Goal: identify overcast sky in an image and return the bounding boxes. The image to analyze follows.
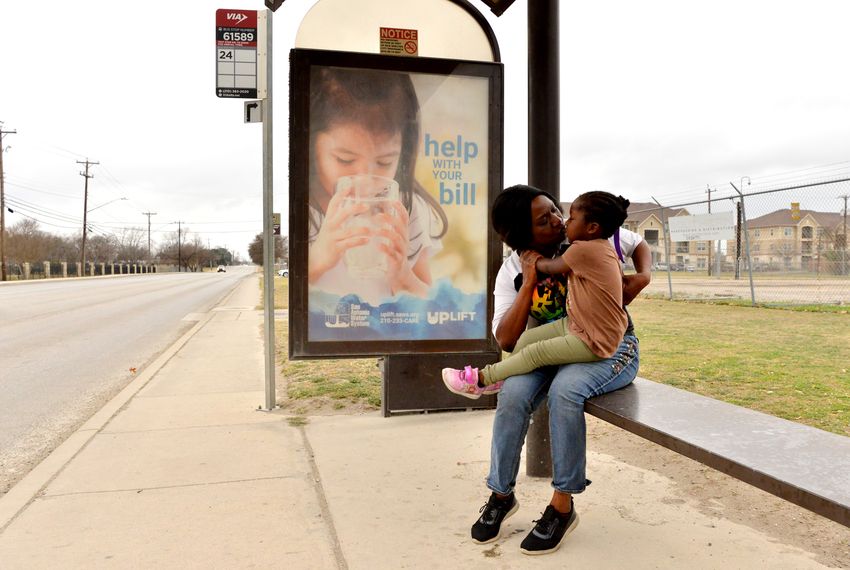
[1,0,848,259]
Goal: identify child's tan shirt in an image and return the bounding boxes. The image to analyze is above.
[562,239,628,358]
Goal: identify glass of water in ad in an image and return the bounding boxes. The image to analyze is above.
[335,174,400,278]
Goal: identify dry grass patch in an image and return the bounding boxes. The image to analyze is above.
[275,319,381,413]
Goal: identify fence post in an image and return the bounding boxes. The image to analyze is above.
[43,261,50,278]
[23,262,30,279]
[652,198,674,299]
[730,183,756,305]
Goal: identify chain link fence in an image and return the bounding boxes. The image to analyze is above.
[630,177,850,307]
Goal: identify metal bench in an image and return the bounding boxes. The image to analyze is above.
[584,377,850,528]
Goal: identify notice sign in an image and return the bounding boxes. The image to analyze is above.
[668,211,736,242]
[379,27,419,57]
[216,9,258,98]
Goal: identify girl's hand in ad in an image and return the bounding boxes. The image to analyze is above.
[375,200,411,282]
[308,187,371,281]
[375,201,429,296]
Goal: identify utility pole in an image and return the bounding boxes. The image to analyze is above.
[0,123,17,282]
[77,159,99,274]
[142,212,157,260]
[177,220,183,272]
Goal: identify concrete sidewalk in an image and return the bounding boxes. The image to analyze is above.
[0,275,837,569]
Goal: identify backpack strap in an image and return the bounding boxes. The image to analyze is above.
[614,230,625,263]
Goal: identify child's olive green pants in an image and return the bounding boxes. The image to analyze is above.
[479,317,601,385]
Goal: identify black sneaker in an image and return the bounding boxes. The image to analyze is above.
[470,492,519,544]
[519,502,579,555]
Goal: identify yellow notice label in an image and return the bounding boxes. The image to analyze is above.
[379,27,418,57]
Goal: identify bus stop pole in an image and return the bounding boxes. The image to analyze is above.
[261,9,276,411]
[525,0,559,478]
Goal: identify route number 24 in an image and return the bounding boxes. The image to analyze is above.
[218,50,234,60]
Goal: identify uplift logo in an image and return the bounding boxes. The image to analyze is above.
[426,311,476,325]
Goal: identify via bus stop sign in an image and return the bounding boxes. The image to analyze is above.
[215,9,258,98]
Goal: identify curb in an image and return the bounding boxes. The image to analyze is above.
[0,309,217,531]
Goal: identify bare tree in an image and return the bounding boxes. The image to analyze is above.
[117,227,147,261]
[87,233,119,263]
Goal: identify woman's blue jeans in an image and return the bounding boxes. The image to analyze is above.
[487,335,640,495]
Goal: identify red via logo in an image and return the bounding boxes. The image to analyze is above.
[225,12,248,24]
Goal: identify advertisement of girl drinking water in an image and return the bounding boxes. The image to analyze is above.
[291,51,501,350]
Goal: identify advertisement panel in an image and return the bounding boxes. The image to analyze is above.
[289,49,503,358]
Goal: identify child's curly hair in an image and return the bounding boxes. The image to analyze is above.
[573,191,630,239]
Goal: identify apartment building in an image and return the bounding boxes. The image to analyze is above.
[734,208,846,272]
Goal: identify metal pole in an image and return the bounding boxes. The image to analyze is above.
[77,159,98,274]
[841,195,848,276]
[0,142,5,281]
[730,182,756,305]
[261,9,276,411]
[0,126,14,282]
[178,221,182,271]
[528,0,559,198]
[525,0,558,479]
[652,198,674,299]
[715,236,722,275]
[735,202,742,279]
[706,185,712,276]
[143,211,157,260]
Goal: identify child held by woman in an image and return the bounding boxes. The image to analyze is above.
[442,191,631,398]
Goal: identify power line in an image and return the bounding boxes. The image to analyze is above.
[4,179,81,199]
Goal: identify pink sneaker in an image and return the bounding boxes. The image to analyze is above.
[443,366,502,399]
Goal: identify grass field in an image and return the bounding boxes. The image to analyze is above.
[270,277,850,436]
[628,298,850,436]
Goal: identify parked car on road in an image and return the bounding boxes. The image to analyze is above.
[277,268,289,277]
[217,265,226,273]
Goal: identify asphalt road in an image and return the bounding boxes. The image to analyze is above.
[0,267,255,496]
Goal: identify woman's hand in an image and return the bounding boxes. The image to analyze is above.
[308,187,372,283]
[519,250,542,290]
[494,250,542,352]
